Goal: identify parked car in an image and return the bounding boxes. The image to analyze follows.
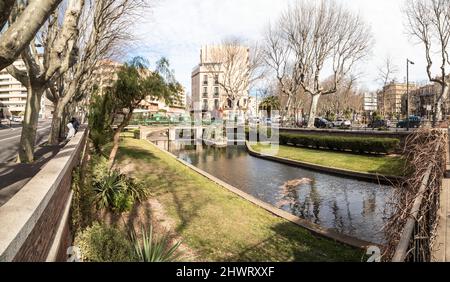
[10,116,23,122]
[397,116,421,128]
[314,117,332,128]
[368,119,390,129]
[332,118,352,128]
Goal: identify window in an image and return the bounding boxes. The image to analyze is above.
[214,99,220,110]
[203,99,208,110]
[203,75,208,85]
[214,87,219,96]
[203,87,208,97]
[214,75,219,85]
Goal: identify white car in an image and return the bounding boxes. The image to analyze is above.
[11,116,23,122]
[333,118,351,128]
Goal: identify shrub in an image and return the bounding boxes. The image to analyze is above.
[133,129,140,139]
[131,225,182,262]
[279,133,399,154]
[74,222,134,262]
[93,168,149,213]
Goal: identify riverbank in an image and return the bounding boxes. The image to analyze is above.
[116,138,363,261]
[249,143,406,177]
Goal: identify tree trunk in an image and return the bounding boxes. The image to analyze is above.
[108,112,132,169]
[48,101,64,145]
[18,85,44,163]
[0,0,63,70]
[307,94,321,128]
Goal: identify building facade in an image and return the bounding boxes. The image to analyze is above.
[191,45,250,119]
[377,82,417,118]
[363,92,377,112]
[0,59,52,119]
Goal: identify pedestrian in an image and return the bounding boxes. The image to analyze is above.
[71,117,80,133]
[66,121,76,140]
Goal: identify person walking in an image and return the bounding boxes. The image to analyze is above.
[71,117,80,133]
[66,121,76,140]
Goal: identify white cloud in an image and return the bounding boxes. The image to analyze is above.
[132,0,439,94]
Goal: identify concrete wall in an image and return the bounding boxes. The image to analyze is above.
[0,127,88,262]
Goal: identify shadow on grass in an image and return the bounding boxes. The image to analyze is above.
[228,221,364,262]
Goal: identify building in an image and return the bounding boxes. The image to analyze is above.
[377,82,417,118]
[407,83,438,119]
[363,92,377,112]
[92,59,123,94]
[0,58,52,119]
[191,45,250,119]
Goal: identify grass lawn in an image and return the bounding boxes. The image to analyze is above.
[251,144,406,177]
[116,137,363,262]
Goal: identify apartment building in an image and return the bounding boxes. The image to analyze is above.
[363,92,377,112]
[377,82,417,117]
[0,59,52,118]
[191,45,250,119]
[92,59,123,94]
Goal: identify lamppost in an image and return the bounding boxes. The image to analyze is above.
[406,59,415,131]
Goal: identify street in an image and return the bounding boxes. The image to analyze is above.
[0,120,52,163]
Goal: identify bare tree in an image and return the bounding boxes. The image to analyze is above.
[276,0,372,128]
[7,0,84,163]
[46,0,146,145]
[404,0,450,126]
[0,0,63,70]
[204,38,264,119]
[376,55,398,117]
[262,22,303,122]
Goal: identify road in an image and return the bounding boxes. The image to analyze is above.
[0,120,52,163]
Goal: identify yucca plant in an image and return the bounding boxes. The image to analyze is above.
[131,225,182,262]
[93,170,124,211]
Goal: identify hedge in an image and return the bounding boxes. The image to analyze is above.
[278,133,400,155]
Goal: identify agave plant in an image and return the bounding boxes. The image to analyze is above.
[93,169,149,213]
[131,225,182,262]
[93,170,124,211]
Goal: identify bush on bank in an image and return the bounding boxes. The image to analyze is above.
[279,133,400,155]
[74,222,134,262]
[245,128,400,154]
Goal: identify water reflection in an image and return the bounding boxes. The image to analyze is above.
[154,140,392,244]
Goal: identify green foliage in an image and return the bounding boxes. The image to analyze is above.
[92,161,149,213]
[74,222,134,262]
[131,225,182,262]
[133,129,140,139]
[88,91,114,152]
[259,96,281,116]
[279,133,400,154]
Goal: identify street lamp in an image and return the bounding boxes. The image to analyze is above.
[406,59,415,131]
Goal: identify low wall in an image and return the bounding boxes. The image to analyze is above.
[0,126,88,262]
[245,141,404,185]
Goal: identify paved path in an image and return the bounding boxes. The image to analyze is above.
[0,120,52,163]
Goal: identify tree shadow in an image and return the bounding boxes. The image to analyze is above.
[227,221,364,262]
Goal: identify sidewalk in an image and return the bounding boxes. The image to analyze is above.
[0,144,63,207]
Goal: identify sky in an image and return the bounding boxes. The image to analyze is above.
[131,0,436,95]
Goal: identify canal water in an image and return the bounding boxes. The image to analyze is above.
[153,140,393,244]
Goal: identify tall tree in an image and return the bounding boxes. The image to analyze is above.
[404,0,450,126]
[108,57,182,168]
[46,0,145,145]
[0,0,63,70]
[263,22,303,122]
[7,0,84,163]
[376,55,398,117]
[203,38,264,119]
[274,0,372,128]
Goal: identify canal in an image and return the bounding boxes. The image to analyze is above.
[153,140,393,244]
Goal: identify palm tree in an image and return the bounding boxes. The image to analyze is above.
[259,95,281,117]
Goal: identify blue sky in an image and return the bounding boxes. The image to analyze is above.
[130,0,435,95]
